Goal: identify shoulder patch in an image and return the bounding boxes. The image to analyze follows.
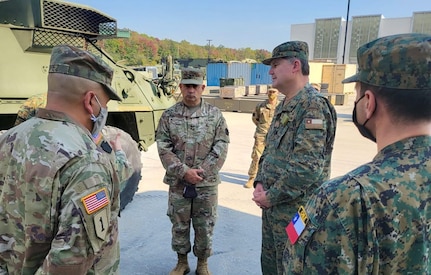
[81,188,110,215]
[286,206,309,244]
[305,118,324,129]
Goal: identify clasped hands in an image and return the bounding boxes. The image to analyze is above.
[183,168,204,185]
[252,182,271,209]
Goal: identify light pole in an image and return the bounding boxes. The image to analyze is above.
[207,39,212,62]
[342,0,351,64]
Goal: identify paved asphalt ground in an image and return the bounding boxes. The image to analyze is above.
[118,94,377,275]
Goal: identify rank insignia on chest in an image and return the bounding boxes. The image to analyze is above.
[280,113,289,125]
[286,206,309,244]
[305,118,323,129]
[81,188,110,215]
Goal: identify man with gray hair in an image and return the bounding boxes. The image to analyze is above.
[284,33,431,274]
[252,41,337,275]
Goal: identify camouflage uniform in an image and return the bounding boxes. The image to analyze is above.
[256,41,337,275]
[156,98,229,258]
[256,84,336,274]
[284,33,431,274]
[12,93,138,211]
[247,97,280,181]
[0,109,124,274]
[285,137,431,274]
[0,45,127,274]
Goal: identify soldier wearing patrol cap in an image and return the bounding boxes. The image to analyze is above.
[0,45,127,274]
[252,41,337,275]
[284,33,431,274]
[156,68,230,275]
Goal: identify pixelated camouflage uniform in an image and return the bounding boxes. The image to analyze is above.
[248,98,280,180]
[255,84,336,275]
[156,99,229,258]
[284,136,431,274]
[0,108,129,274]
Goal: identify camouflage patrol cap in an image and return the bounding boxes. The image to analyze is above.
[342,33,431,90]
[180,68,204,85]
[262,41,309,65]
[49,45,122,101]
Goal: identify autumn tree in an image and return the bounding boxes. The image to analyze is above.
[101,29,271,66]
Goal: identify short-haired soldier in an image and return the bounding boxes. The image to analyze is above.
[0,45,126,274]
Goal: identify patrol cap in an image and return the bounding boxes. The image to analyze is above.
[49,45,122,101]
[342,33,431,90]
[180,68,204,85]
[262,41,309,65]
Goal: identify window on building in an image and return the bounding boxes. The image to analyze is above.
[412,12,431,34]
[314,18,342,62]
[348,15,381,64]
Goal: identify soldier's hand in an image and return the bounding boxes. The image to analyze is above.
[109,132,122,151]
[253,183,270,209]
[184,168,204,185]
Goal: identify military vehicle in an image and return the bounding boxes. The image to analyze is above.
[0,0,178,209]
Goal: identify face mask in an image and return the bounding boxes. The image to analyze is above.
[352,94,376,142]
[268,93,277,100]
[90,96,108,138]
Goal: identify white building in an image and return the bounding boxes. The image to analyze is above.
[291,11,431,64]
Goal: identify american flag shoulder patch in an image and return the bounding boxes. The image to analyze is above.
[81,188,110,215]
[305,118,324,129]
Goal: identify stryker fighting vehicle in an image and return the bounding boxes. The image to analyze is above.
[0,0,178,209]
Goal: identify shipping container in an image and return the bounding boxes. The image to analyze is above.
[206,63,228,86]
[321,64,357,94]
[227,62,251,86]
[251,63,272,85]
[309,61,334,86]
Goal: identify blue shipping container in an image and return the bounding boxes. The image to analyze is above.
[227,62,251,86]
[251,63,272,85]
[206,63,228,86]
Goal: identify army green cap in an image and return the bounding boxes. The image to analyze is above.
[49,45,122,101]
[262,41,309,65]
[180,68,204,85]
[342,33,431,90]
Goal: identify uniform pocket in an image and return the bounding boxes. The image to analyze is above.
[75,187,113,254]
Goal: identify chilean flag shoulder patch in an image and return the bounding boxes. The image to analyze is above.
[286,206,309,244]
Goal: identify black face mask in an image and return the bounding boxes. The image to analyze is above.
[352,94,376,143]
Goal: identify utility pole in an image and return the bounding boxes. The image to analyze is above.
[342,0,351,64]
[207,39,212,62]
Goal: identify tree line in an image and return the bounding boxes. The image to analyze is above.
[97,30,272,66]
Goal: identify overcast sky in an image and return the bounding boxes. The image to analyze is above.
[69,0,429,51]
